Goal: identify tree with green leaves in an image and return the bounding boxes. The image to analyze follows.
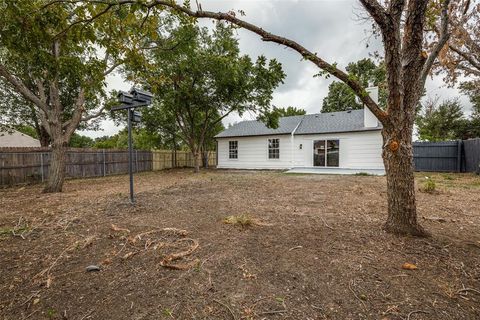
[126,22,285,172]
[93,128,163,150]
[273,106,307,117]
[69,133,95,148]
[416,98,465,141]
[256,106,306,130]
[322,58,387,113]
[0,1,156,192]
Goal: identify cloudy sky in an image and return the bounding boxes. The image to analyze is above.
[83,0,472,138]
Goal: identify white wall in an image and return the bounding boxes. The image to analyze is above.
[217,130,384,170]
[217,135,293,169]
[293,130,384,169]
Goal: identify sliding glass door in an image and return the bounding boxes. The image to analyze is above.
[313,139,339,167]
[313,140,326,166]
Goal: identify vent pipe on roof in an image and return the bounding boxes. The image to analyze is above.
[364,86,379,128]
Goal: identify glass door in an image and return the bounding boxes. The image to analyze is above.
[313,140,326,166]
[313,139,340,167]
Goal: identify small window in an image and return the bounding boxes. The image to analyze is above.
[268,138,280,159]
[229,141,238,159]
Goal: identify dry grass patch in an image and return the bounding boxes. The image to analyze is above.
[223,214,264,228]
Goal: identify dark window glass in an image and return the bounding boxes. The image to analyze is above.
[229,141,238,159]
[326,140,340,167]
[313,140,326,166]
[268,139,280,159]
[314,139,339,167]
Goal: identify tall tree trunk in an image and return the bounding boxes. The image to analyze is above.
[202,146,208,169]
[382,126,428,236]
[193,151,200,173]
[38,126,50,147]
[43,140,67,193]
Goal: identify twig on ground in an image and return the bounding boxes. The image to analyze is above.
[213,299,236,320]
[258,309,287,315]
[21,309,39,320]
[457,287,480,295]
[321,218,334,230]
[288,245,303,251]
[34,242,77,281]
[19,291,40,306]
[160,238,199,270]
[79,308,95,320]
[407,310,429,320]
[348,280,367,310]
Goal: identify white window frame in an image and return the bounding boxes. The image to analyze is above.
[267,138,280,160]
[228,140,238,160]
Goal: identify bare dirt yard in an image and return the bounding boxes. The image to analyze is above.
[0,169,479,320]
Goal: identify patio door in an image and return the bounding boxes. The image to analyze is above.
[313,139,340,167]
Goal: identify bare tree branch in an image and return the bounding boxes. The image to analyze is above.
[420,0,451,86]
[0,64,49,113]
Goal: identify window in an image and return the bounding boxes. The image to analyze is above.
[229,141,238,159]
[313,139,339,167]
[268,138,280,159]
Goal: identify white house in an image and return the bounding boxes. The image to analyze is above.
[215,88,385,175]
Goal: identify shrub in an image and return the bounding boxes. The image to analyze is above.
[223,214,256,227]
[421,179,437,193]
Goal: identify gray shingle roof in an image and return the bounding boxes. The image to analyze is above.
[215,115,304,138]
[215,109,382,138]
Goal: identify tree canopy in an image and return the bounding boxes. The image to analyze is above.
[124,21,285,172]
[321,58,386,113]
[416,98,465,141]
[0,1,157,191]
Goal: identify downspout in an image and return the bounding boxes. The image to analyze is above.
[290,116,305,169]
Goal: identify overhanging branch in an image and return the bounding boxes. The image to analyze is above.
[420,0,451,86]
[150,0,387,123]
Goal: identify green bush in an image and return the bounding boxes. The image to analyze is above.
[421,179,437,193]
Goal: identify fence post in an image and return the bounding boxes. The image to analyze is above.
[457,140,462,173]
[136,150,138,172]
[40,152,44,182]
[103,149,106,176]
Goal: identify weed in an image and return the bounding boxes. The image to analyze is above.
[46,307,56,318]
[163,308,173,317]
[223,214,256,228]
[421,179,437,193]
[442,174,454,180]
[355,172,371,176]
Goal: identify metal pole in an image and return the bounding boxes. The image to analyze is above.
[128,109,134,204]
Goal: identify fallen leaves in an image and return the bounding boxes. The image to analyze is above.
[111,224,130,233]
[402,262,418,270]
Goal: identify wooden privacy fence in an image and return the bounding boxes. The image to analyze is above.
[413,138,480,173]
[152,150,217,170]
[0,148,152,186]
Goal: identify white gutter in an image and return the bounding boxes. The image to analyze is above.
[290,116,305,168]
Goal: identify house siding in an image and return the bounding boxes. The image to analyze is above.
[293,131,384,169]
[217,135,293,169]
[217,130,384,170]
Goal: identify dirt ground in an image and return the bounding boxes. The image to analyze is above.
[0,169,479,320]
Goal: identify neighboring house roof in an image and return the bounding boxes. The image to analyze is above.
[0,130,41,147]
[215,109,382,138]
